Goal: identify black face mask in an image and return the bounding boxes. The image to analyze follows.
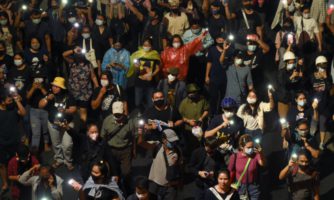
[217,42,224,47]
[244,4,253,10]
[91,175,101,183]
[6,102,15,110]
[298,164,309,171]
[188,93,200,101]
[114,114,126,124]
[153,99,165,107]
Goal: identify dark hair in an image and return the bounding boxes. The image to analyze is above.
[87,123,98,131]
[241,89,260,117]
[151,90,164,97]
[170,35,184,47]
[238,134,253,149]
[101,70,113,83]
[135,176,149,191]
[29,37,42,49]
[91,160,111,183]
[0,41,6,48]
[142,37,153,46]
[216,169,231,179]
[14,52,25,61]
[295,91,306,100]
[296,118,309,128]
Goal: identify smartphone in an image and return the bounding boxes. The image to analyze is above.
[68,179,75,185]
[287,34,294,44]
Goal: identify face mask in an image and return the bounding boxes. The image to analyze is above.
[188,93,200,101]
[34,78,44,83]
[288,4,295,12]
[114,114,126,124]
[143,47,151,52]
[247,97,257,104]
[297,130,309,137]
[100,80,109,87]
[245,147,254,155]
[217,42,224,47]
[32,18,41,24]
[95,19,104,26]
[297,100,305,107]
[166,141,174,149]
[171,8,179,13]
[89,133,98,141]
[136,192,146,199]
[91,175,101,183]
[0,19,7,25]
[153,99,165,107]
[168,74,176,82]
[286,63,295,70]
[298,164,309,171]
[247,45,257,52]
[235,58,243,66]
[31,44,40,50]
[82,33,90,39]
[303,13,310,19]
[14,60,23,66]
[173,42,181,49]
[68,17,76,23]
[224,111,234,119]
[244,4,253,10]
[191,29,201,35]
[6,102,15,110]
[317,67,325,72]
[211,10,220,15]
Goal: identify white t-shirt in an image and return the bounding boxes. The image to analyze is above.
[294,16,319,41]
[237,102,272,131]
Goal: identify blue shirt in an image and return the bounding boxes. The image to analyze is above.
[182,29,214,57]
[102,48,130,88]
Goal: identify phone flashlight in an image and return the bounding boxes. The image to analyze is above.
[68,179,75,185]
[282,0,287,5]
[88,0,94,3]
[9,86,16,93]
[229,120,234,125]
[138,119,145,126]
[228,34,234,41]
[313,98,318,103]
[62,0,68,5]
[74,22,80,28]
[280,118,287,124]
[81,48,87,54]
[133,59,139,64]
[56,112,63,118]
[22,4,28,10]
[254,138,260,144]
[291,153,298,161]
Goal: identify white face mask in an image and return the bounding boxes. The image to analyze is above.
[82,33,90,39]
[68,17,76,23]
[34,78,44,83]
[286,63,295,70]
[247,45,257,52]
[247,97,257,104]
[235,58,243,66]
[143,47,151,52]
[288,4,295,12]
[95,19,104,26]
[89,133,98,141]
[224,111,234,119]
[167,74,176,82]
[318,67,325,72]
[32,18,41,24]
[14,60,23,66]
[173,42,181,49]
[297,100,305,107]
[303,13,310,19]
[100,80,109,87]
[110,0,118,4]
[136,192,146,199]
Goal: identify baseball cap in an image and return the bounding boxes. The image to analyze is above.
[112,101,124,114]
[163,129,179,142]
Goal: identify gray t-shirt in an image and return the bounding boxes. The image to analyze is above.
[288,168,319,200]
[225,65,253,104]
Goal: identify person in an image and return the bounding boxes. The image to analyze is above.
[64,123,107,182]
[127,176,157,200]
[224,51,253,105]
[91,71,128,122]
[79,160,125,200]
[278,149,320,200]
[187,141,225,199]
[0,89,26,192]
[157,67,186,109]
[179,83,209,158]
[23,37,49,65]
[204,169,240,200]
[208,2,227,39]
[101,101,138,191]
[311,55,332,150]
[228,134,265,200]
[0,41,12,78]
[237,89,274,139]
[63,46,99,123]
[128,38,161,109]
[143,90,183,141]
[205,97,244,166]
[138,129,183,200]
[161,32,207,80]
[18,165,63,200]
[282,118,320,159]
[0,12,15,56]
[206,33,234,116]
[38,77,77,170]
[7,145,39,200]
[163,0,190,37]
[182,20,214,85]
[101,37,130,89]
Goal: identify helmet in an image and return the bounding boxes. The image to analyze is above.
[283,51,296,61]
[221,97,237,109]
[315,56,327,65]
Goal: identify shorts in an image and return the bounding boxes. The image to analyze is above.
[0,145,17,165]
[76,100,89,108]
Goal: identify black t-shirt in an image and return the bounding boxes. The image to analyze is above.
[23,48,48,65]
[91,25,114,60]
[0,55,13,77]
[45,93,76,123]
[208,16,226,39]
[7,66,32,105]
[28,84,49,109]
[204,188,240,200]
[142,21,167,52]
[135,58,160,87]
[243,50,263,87]
[91,85,125,119]
[23,20,50,49]
[83,187,119,200]
[0,108,20,146]
[235,10,262,44]
[287,106,313,129]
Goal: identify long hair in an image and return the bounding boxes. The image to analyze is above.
[241,90,260,117]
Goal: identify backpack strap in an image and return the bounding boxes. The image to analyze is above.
[242,9,250,30]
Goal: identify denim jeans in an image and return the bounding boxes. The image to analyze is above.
[239,183,260,200]
[30,108,49,148]
[48,121,73,165]
[135,86,154,108]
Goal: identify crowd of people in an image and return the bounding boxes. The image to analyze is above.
[0,0,334,199]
